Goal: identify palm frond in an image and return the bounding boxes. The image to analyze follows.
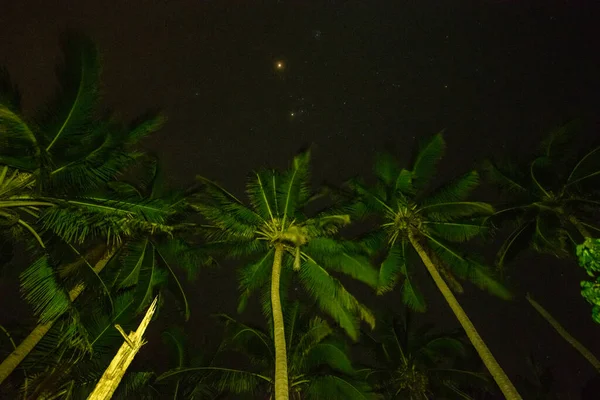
[246,169,279,220]
[20,256,71,323]
[237,249,274,314]
[277,150,311,224]
[299,259,375,340]
[481,160,527,194]
[305,238,378,288]
[419,201,494,222]
[411,133,445,190]
[424,219,488,243]
[426,236,512,300]
[423,171,481,206]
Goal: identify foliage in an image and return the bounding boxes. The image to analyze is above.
[484,123,600,270]
[576,237,600,324]
[346,133,510,312]
[191,150,377,340]
[157,302,379,399]
[359,310,492,399]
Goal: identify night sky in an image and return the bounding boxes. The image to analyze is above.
[1,0,600,397]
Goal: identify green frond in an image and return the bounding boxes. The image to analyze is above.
[117,239,150,288]
[399,266,427,312]
[495,221,534,269]
[305,238,378,288]
[411,133,445,190]
[113,371,157,400]
[124,112,166,146]
[20,256,71,323]
[376,243,404,295]
[347,179,395,216]
[237,249,274,314]
[304,342,356,376]
[304,213,351,237]
[373,152,402,187]
[246,169,279,220]
[481,160,527,194]
[423,171,480,206]
[299,259,375,340]
[0,66,21,112]
[531,214,569,257]
[566,145,600,186]
[193,175,262,237]
[426,236,512,300]
[418,336,467,361]
[0,104,41,169]
[307,375,379,400]
[277,150,312,224]
[156,243,192,321]
[41,32,101,153]
[216,314,273,361]
[292,316,332,366]
[424,219,488,243]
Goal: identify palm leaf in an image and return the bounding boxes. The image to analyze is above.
[411,133,445,190]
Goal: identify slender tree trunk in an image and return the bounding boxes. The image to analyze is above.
[408,232,522,399]
[0,245,115,385]
[271,244,289,400]
[526,293,600,372]
[87,296,158,400]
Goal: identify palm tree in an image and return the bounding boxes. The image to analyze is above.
[0,158,208,387]
[0,30,170,384]
[484,125,600,368]
[157,302,378,399]
[359,310,492,399]
[190,150,378,400]
[347,133,521,399]
[483,123,600,269]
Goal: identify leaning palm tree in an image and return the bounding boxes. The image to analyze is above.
[359,310,492,399]
[0,157,208,387]
[347,133,521,399]
[157,302,378,399]
[0,29,168,384]
[190,150,377,400]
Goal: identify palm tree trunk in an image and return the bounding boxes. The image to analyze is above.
[526,293,600,372]
[271,244,289,400]
[408,233,522,399]
[0,245,115,385]
[87,296,158,400]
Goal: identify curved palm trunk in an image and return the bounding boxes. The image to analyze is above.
[526,293,600,372]
[271,244,289,400]
[0,245,115,385]
[408,233,522,399]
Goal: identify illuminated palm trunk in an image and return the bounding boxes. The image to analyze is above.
[87,296,158,400]
[0,245,114,385]
[526,293,600,372]
[409,232,522,400]
[271,244,289,400]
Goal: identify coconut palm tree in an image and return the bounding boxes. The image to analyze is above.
[156,302,378,399]
[0,29,171,384]
[483,123,600,270]
[0,157,208,386]
[347,133,521,399]
[359,310,492,399]
[190,150,377,400]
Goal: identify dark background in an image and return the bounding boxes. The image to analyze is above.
[1,0,600,397]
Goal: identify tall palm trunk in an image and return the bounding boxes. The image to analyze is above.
[271,244,289,400]
[0,245,116,385]
[408,232,522,399]
[526,293,600,372]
